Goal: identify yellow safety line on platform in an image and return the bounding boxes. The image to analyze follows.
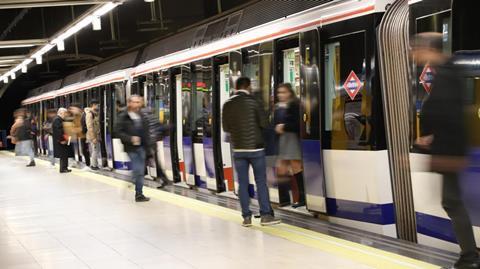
[1,151,440,269]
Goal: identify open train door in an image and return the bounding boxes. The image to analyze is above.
[299,29,327,213]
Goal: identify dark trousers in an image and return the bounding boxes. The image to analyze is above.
[233,150,273,218]
[442,172,479,262]
[81,138,90,166]
[59,155,68,172]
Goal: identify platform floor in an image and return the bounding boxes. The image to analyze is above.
[0,152,440,269]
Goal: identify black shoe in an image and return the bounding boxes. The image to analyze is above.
[450,260,480,269]
[242,216,252,227]
[26,161,36,167]
[135,194,150,202]
[292,201,306,208]
[60,169,72,173]
[260,215,281,226]
[90,166,99,171]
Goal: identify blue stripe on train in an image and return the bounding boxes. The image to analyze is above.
[114,161,131,170]
[326,198,395,225]
[416,212,457,243]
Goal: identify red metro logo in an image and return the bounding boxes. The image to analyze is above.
[419,64,435,94]
[343,71,363,101]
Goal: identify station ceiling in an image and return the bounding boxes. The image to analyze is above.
[0,0,250,128]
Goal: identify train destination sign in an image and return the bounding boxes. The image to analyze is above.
[419,64,435,93]
[343,71,363,100]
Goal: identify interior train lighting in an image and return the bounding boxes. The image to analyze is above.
[10,72,15,80]
[0,1,120,85]
[144,0,155,2]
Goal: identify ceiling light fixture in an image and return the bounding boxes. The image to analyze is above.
[56,39,65,51]
[92,16,102,30]
[0,1,121,84]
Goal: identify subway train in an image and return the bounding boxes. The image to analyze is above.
[19,0,480,253]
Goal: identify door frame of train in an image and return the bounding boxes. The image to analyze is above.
[169,67,182,183]
[212,55,230,193]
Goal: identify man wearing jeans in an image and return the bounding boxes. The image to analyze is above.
[222,77,280,227]
[115,95,150,202]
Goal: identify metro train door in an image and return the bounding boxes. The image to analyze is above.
[191,60,216,190]
[214,55,234,194]
[104,84,114,169]
[175,65,196,187]
[274,35,302,207]
[299,30,326,213]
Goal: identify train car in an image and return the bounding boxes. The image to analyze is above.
[23,0,480,254]
[408,0,480,253]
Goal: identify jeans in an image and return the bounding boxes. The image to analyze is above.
[127,147,146,196]
[233,150,272,218]
[89,141,101,168]
[442,173,479,263]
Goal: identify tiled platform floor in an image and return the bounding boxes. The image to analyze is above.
[0,153,435,269]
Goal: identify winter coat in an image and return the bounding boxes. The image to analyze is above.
[52,116,74,158]
[222,90,267,150]
[114,110,151,153]
[420,60,467,157]
[85,107,100,143]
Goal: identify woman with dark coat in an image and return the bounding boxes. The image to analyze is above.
[52,108,74,173]
[274,83,305,208]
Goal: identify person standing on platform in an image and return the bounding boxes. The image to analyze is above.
[9,109,35,167]
[67,104,83,168]
[222,77,280,227]
[42,109,57,168]
[274,83,306,208]
[115,95,151,202]
[52,108,73,173]
[85,100,101,170]
[414,33,479,269]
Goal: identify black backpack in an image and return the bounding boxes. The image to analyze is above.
[81,112,88,134]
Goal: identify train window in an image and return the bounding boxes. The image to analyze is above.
[112,82,126,134]
[156,70,171,136]
[193,60,213,138]
[242,42,274,116]
[282,47,301,96]
[181,65,193,137]
[323,31,371,150]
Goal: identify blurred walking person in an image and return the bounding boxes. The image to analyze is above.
[9,108,35,167]
[222,77,280,227]
[85,100,102,170]
[141,106,169,188]
[115,95,151,202]
[414,33,479,269]
[53,108,74,173]
[42,109,57,168]
[274,83,305,208]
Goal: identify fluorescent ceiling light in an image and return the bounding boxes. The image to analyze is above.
[10,72,15,80]
[0,2,122,84]
[56,40,65,51]
[3,77,7,83]
[35,55,42,65]
[92,16,101,30]
[0,44,36,49]
[21,65,27,73]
